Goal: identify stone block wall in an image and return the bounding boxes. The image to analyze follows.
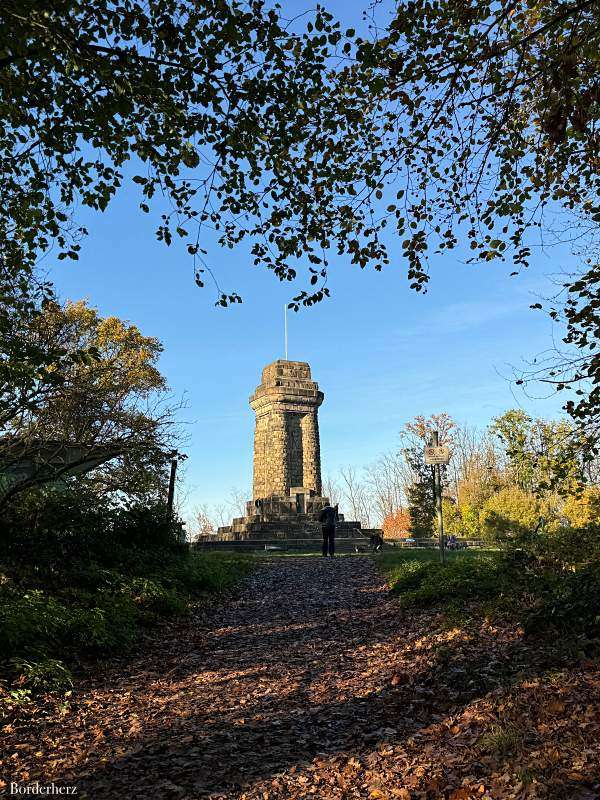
[250,360,323,500]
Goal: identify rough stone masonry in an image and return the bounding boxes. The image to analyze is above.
[251,360,323,499]
[217,360,362,540]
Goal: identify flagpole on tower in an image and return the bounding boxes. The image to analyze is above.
[284,304,288,361]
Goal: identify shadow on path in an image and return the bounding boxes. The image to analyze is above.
[5,557,599,800]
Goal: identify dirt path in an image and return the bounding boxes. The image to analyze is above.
[2,557,599,799]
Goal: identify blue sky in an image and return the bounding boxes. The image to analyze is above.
[48,0,574,520]
[50,184,570,519]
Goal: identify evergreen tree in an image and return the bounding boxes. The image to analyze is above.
[405,448,435,539]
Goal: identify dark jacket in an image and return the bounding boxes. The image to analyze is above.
[319,505,339,529]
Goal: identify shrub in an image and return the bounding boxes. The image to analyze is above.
[0,587,139,661]
[0,488,254,701]
[0,488,183,567]
[0,550,254,701]
[0,590,74,659]
[167,553,254,595]
[523,563,600,638]
[501,522,600,571]
[381,525,600,639]
[67,595,138,652]
[128,578,188,616]
[10,658,73,693]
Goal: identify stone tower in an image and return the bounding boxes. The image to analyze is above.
[250,360,323,499]
[215,359,363,541]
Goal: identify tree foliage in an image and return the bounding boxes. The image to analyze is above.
[3,0,599,441]
[330,408,598,538]
[347,0,600,281]
[29,300,165,439]
[0,0,365,305]
[559,264,600,434]
[382,507,411,539]
[481,485,545,538]
[1,300,180,507]
[403,414,454,538]
[519,260,600,446]
[5,2,598,300]
[562,486,600,527]
[0,265,89,432]
[490,408,587,493]
[405,457,435,538]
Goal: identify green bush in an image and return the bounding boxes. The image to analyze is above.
[380,525,600,640]
[0,587,139,660]
[504,523,600,571]
[67,595,139,652]
[10,658,73,693]
[0,487,184,568]
[0,488,253,702]
[0,589,74,659]
[128,578,188,616]
[524,564,600,638]
[167,553,254,595]
[0,550,253,701]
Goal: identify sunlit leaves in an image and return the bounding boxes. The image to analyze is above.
[1,0,598,323]
[0,0,361,307]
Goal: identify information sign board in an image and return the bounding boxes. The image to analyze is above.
[424,445,451,465]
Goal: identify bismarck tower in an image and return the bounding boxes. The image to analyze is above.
[217,360,361,540]
[251,360,323,501]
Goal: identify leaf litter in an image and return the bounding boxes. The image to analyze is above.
[1,557,598,799]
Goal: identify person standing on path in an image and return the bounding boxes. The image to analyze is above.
[319,503,339,557]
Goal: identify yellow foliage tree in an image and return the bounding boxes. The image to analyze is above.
[482,487,543,539]
[3,300,179,506]
[440,498,463,536]
[563,488,600,529]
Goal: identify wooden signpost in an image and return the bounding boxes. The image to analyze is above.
[424,431,451,564]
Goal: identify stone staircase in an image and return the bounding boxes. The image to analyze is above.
[217,512,364,541]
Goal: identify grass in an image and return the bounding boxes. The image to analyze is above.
[478,723,523,757]
[213,546,477,559]
[378,546,493,570]
[256,551,363,558]
[377,548,505,608]
[375,539,600,647]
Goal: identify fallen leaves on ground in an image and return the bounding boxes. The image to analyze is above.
[1,557,598,799]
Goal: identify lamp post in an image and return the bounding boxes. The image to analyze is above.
[166,450,188,520]
[166,455,178,519]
